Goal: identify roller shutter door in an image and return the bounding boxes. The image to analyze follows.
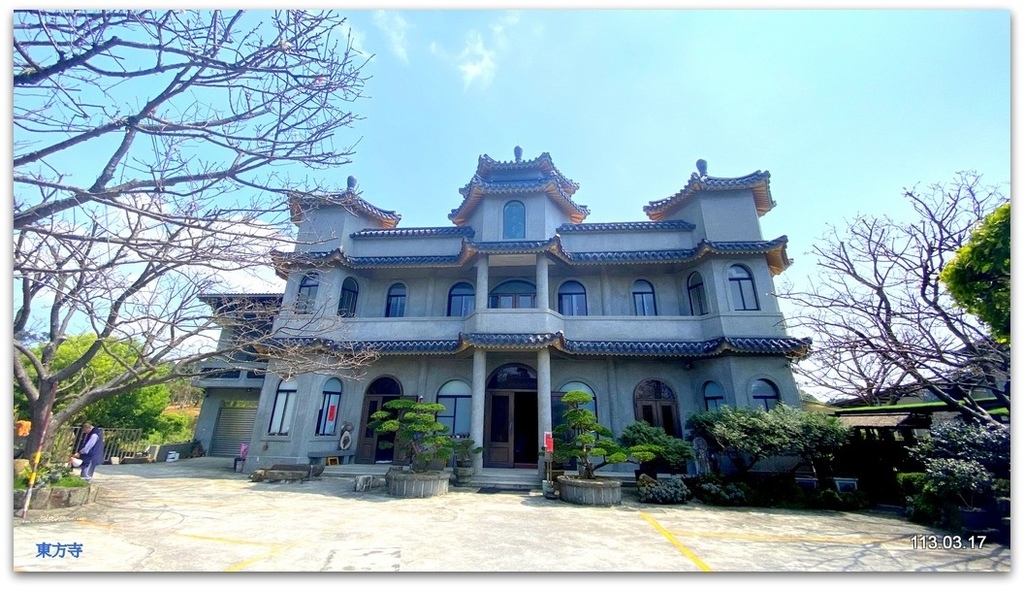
[210,402,257,457]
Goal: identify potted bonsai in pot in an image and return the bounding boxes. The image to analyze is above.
[369,398,455,498]
[452,437,483,486]
[552,390,661,506]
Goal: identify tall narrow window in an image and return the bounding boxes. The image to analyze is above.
[632,280,657,316]
[687,272,709,316]
[447,282,476,317]
[437,380,472,438]
[295,273,319,314]
[728,265,760,311]
[385,283,406,318]
[316,379,343,436]
[703,381,725,411]
[268,379,297,435]
[338,277,359,317]
[751,379,780,410]
[489,280,535,309]
[503,201,525,239]
[557,281,588,316]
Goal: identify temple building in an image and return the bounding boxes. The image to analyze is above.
[193,148,810,475]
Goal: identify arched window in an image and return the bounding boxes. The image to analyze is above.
[557,281,588,316]
[385,283,406,318]
[633,379,679,437]
[632,279,657,316]
[728,265,759,311]
[703,381,725,411]
[503,201,526,239]
[316,379,343,436]
[553,381,597,423]
[751,379,780,410]
[437,380,472,438]
[447,282,476,317]
[338,277,359,317]
[295,273,319,314]
[687,272,709,316]
[489,279,536,309]
[268,379,297,435]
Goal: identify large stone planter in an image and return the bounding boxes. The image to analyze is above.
[557,475,621,506]
[386,470,449,498]
[14,484,99,511]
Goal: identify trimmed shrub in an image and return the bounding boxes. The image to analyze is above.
[638,476,692,504]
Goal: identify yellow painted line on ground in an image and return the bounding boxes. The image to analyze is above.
[667,528,905,546]
[176,532,285,547]
[75,520,117,529]
[224,543,293,572]
[640,512,713,572]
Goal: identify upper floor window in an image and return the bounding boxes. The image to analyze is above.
[728,265,760,311]
[315,379,343,436]
[557,281,588,316]
[385,283,406,318]
[268,379,297,435]
[447,282,476,317]
[489,280,535,309]
[751,379,780,410]
[703,381,725,411]
[687,272,709,316]
[503,201,526,239]
[295,273,319,314]
[632,279,657,316]
[338,277,359,317]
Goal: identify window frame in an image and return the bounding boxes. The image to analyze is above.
[385,283,407,318]
[751,378,781,410]
[447,282,476,317]
[315,379,343,436]
[728,264,760,311]
[488,279,536,309]
[503,200,526,239]
[557,280,588,316]
[295,273,320,314]
[338,277,359,317]
[268,380,297,436]
[702,380,725,411]
[687,272,709,316]
[632,279,657,316]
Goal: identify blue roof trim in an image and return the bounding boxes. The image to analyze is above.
[557,221,696,233]
[346,255,465,268]
[461,332,562,349]
[470,239,557,253]
[351,227,475,240]
[563,236,788,265]
[645,170,774,220]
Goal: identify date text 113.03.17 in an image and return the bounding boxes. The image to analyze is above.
[911,535,986,550]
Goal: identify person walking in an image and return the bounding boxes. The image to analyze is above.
[72,422,104,482]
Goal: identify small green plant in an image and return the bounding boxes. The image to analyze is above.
[618,420,693,472]
[369,398,454,472]
[637,476,692,504]
[452,438,483,466]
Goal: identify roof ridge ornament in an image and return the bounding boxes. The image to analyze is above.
[696,158,708,180]
[347,175,358,191]
[514,145,523,162]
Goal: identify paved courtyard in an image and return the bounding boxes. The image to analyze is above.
[12,457,1012,574]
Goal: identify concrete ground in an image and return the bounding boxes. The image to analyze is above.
[11,457,1012,574]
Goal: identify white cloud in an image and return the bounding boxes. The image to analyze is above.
[457,31,497,90]
[373,10,411,64]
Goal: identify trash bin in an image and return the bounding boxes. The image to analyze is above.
[166,451,179,462]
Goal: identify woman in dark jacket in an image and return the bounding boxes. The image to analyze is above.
[73,422,104,482]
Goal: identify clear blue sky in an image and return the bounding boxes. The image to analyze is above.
[292,7,1011,315]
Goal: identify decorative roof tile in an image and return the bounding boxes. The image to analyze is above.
[289,187,401,228]
[562,236,789,268]
[644,170,774,220]
[351,227,475,240]
[557,220,696,233]
[469,239,558,254]
[345,255,466,268]
[461,332,563,349]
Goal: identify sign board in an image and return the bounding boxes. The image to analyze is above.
[544,431,554,453]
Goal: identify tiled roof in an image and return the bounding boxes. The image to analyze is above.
[469,239,559,254]
[346,255,466,268]
[289,188,401,228]
[268,333,810,359]
[557,220,696,233]
[562,236,790,268]
[351,227,475,240]
[450,150,588,225]
[644,170,774,221]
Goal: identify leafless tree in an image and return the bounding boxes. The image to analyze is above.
[13,10,378,459]
[777,172,1009,427]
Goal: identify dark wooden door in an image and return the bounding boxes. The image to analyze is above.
[356,394,398,464]
[485,392,513,467]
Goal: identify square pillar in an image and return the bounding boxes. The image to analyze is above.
[536,348,552,470]
[471,349,486,471]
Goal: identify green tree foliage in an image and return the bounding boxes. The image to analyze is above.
[553,391,662,479]
[940,202,1011,345]
[369,399,454,472]
[686,405,850,478]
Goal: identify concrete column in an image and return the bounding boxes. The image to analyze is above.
[475,257,489,311]
[536,255,550,310]
[536,348,552,460]
[471,349,487,471]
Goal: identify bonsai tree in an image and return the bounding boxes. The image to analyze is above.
[452,438,484,467]
[553,391,660,479]
[619,420,694,474]
[369,398,454,472]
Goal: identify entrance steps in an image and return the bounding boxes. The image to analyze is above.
[320,463,542,491]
